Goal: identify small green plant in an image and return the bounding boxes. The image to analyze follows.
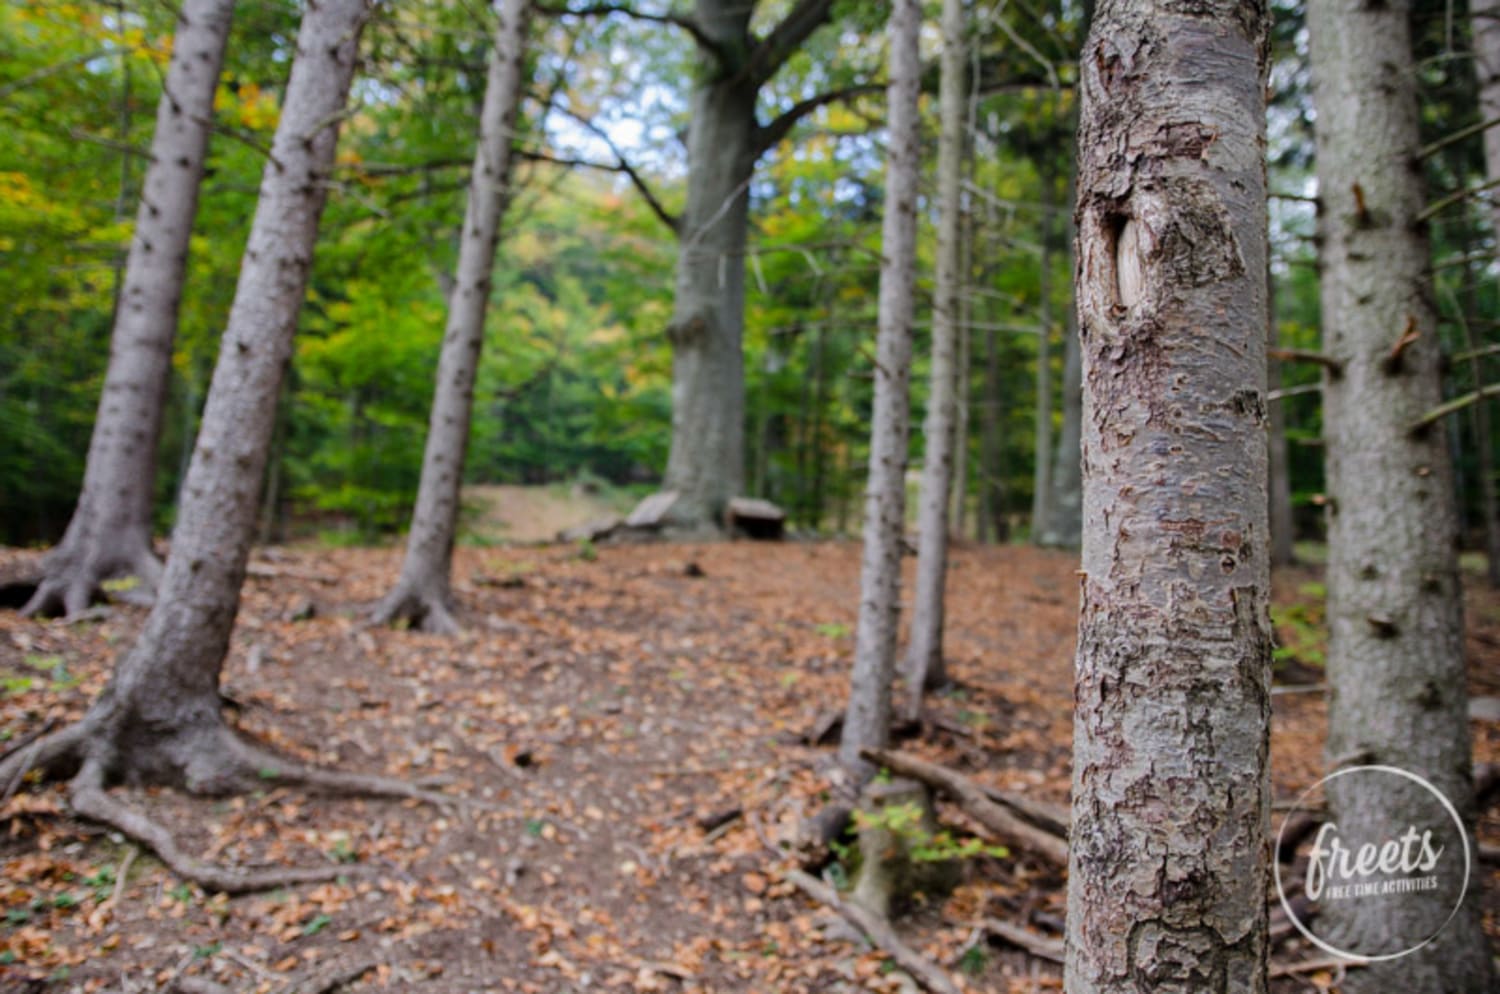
[814,622,850,639]
[169,883,195,905]
[327,835,358,864]
[1272,582,1328,670]
[958,944,990,977]
[302,913,332,937]
[852,802,1009,864]
[193,941,223,960]
[576,538,598,562]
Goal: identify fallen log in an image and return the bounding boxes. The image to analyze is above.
[787,869,962,994]
[861,748,1069,865]
[981,918,1064,963]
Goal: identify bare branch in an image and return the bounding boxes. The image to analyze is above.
[550,106,681,234]
[742,0,836,87]
[1268,348,1343,375]
[534,2,719,55]
[754,82,884,156]
[1410,383,1500,434]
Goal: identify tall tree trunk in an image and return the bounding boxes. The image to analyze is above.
[661,47,755,531]
[1308,2,1494,988]
[4,0,373,795]
[23,0,236,618]
[1468,0,1500,586]
[903,0,967,715]
[1068,3,1272,992]
[978,320,1007,543]
[1266,261,1296,569]
[373,0,532,635]
[654,0,835,532]
[838,0,920,784]
[1041,302,1082,547]
[1029,216,1054,542]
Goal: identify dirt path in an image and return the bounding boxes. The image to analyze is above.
[1,541,1496,993]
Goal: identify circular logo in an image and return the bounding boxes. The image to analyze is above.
[1274,764,1472,962]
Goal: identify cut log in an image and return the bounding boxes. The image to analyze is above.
[725,497,786,540]
[861,747,1068,865]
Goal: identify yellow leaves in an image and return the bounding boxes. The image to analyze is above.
[218,81,280,133]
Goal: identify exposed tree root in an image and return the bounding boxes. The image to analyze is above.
[368,586,460,635]
[69,760,362,894]
[21,544,162,619]
[1,718,461,894]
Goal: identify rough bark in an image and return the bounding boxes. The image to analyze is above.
[1068,3,1272,993]
[1308,2,1494,989]
[904,0,967,715]
[22,0,236,618]
[837,0,920,784]
[658,0,835,531]
[373,0,532,634]
[0,0,379,877]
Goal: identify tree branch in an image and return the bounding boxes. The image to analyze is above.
[754,82,884,156]
[1268,348,1344,375]
[534,2,719,55]
[519,123,680,235]
[742,0,836,87]
[1410,383,1500,434]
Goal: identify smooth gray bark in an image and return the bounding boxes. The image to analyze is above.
[837,0,920,783]
[904,0,967,715]
[1308,2,1494,989]
[26,0,374,789]
[1068,3,1272,993]
[373,0,532,634]
[22,0,236,619]
[658,0,834,530]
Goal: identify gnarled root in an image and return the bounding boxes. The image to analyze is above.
[21,544,163,619]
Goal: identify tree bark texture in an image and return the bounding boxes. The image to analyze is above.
[838,0,920,783]
[374,0,532,634]
[1068,3,1272,993]
[23,0,237,618]
[1308,2,1494,989]
[904,0,968,713]
[73,0,373,789]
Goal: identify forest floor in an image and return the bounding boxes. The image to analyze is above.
[0,537,1496,994]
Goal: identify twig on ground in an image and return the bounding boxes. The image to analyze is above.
[787,868,962,994]
[1270,956,1366,979]
[270,957,378,994]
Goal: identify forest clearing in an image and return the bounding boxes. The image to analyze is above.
[1,537,1494,993]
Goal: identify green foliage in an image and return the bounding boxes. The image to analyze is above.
[850,802,1009,864]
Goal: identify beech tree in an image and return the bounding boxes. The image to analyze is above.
[21,0,236,618]
[903,0,967,714]
[0,0,396,892]
[373,0,533,634]
[560,0,855,531]
[1068,2,1272,991]
[838,0,919,781]
[1308,1,1494,988]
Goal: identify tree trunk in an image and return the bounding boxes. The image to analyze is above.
[32,0,374,790]
[373,0,531,635]
[837,0,920,784]
[1469,0,1500,587]
[1308,2,1494,988]
[1040,302,1082,547]
[903,0,967,714]
[978,320,1007,544]
[23,0,236,619]
[1266,261,1296,569]
[1068,4,1272,993]
[1029,209,1054,543]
